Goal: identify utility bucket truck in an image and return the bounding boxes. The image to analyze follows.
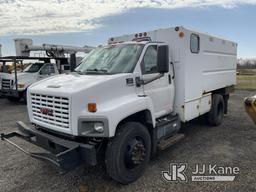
[0,39,94,103]
[1,26,237,184]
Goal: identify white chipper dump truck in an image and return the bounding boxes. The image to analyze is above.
[1,26,237,184]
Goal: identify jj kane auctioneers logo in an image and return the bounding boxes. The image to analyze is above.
[162,163,239,182]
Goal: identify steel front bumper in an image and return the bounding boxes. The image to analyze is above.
[1,121,97,171]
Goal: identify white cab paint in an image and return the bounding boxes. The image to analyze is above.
[27,26,237,137]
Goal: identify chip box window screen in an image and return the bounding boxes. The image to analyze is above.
[190,34,200,53]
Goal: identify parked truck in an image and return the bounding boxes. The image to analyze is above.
[0,62,59,102]
[0,39,94,103]
[1,26,237,184]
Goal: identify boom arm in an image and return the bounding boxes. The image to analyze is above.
[14,38,94,57]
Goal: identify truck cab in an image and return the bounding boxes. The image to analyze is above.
[0,62,59,102]
[1,27,237,184]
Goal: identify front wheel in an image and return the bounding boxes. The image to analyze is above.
[22,90,27,104]
[105,122,151,184]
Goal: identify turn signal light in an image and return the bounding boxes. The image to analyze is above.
[88,103,97,113]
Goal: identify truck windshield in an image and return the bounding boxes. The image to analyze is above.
[75,44,144,74]
[24,63,44,73]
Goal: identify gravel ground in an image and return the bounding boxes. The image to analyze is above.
[1,89,256,192]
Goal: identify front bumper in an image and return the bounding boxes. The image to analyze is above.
[0,89,20,98]
[1,121,97,171]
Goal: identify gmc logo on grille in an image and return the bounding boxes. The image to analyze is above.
[40,108,53,116]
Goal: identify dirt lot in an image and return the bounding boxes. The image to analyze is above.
[1,90,256,192]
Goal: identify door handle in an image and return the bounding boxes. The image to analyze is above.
[168,74,172,84]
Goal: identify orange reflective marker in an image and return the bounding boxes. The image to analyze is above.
[179,32,185,38]
[88,103,97,113]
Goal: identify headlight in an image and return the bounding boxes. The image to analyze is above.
[80,121,104,136]
[18,84,25,88]
[94,122,104,133]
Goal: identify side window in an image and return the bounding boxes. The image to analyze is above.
[40,65,49,75]
[49,64,55,74]
[40,64,55,75]
[190,34,200,53]
[142,45,158,74]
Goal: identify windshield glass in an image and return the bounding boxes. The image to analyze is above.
[24,63,44,73]
[75,44,144,74]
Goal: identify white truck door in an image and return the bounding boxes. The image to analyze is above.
[141,44,174,118]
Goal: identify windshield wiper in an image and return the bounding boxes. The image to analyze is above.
[85,68,109,74]
[74,70,84,75]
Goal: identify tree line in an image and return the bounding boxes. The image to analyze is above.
[237,58,256,69]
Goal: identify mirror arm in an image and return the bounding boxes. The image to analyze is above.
[170,61,175,79]
[137,73,164,86]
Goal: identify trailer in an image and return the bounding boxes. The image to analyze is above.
[1,26,237,184]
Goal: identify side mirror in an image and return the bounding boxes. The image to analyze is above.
[157,45,169,73]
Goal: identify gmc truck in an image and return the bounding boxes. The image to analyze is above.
[0,62,59,102]
[1,26,237,184]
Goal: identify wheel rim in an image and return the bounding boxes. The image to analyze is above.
[124,136,147,169]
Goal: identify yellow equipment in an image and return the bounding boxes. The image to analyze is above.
[245,96,256,124]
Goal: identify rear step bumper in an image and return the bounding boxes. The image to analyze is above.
[1,121,97,172]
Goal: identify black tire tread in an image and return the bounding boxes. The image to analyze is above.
[105,122,151,184]
[207,94,224,126]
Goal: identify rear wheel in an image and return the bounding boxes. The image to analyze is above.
[105,122,151,184]
[207,94,224,126]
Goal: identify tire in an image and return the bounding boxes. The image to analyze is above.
[22,90,27,104]
[207,94,224,126]
[7,96,21,102]
[105,122,151,184]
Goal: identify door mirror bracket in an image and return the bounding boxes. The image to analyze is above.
[136,73,164,87]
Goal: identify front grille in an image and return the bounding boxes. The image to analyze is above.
[31,93,70,129]
[1,79,11,90]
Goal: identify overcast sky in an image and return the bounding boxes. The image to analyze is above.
[0,0,256,58]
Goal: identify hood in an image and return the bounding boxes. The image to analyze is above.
[0,72,12,79]
[29,73,135,94]
[0,72,36,83]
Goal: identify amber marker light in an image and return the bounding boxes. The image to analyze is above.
[179,32,185,38]
[88,103,97,113]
